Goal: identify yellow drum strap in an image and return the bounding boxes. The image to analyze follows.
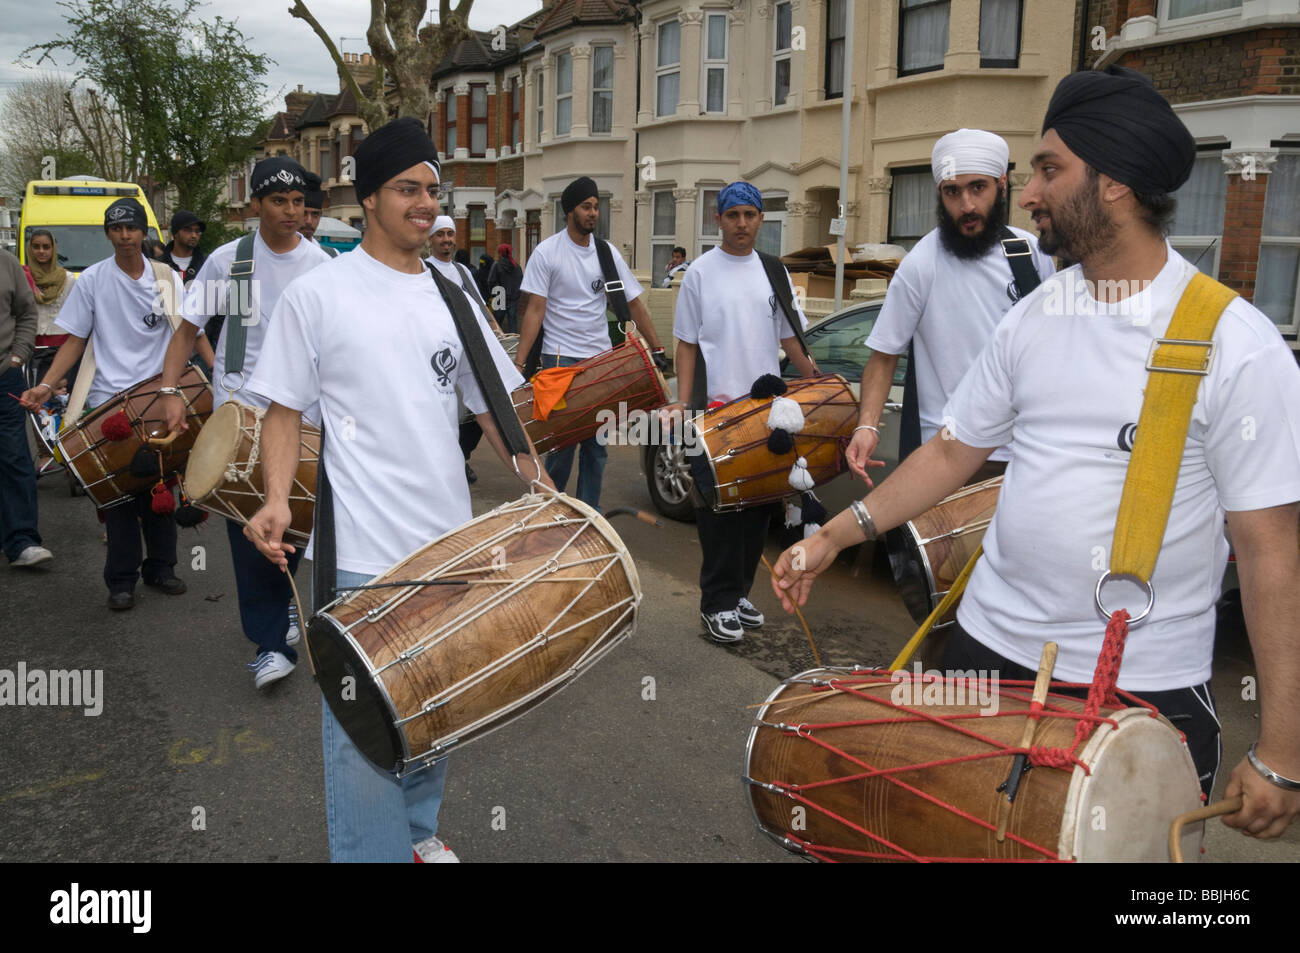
[1110,272,1236,582]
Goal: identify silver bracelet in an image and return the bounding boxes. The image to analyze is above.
[852,424,879,435]
[157,386,183,397]
[1247,743,1300,792]
[849,500,878,541]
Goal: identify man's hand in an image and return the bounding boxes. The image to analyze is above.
[651,347,670,373]
[846,426,887,486]
[657,401,686,436]
[18,384,52,412]
[1221,752,1300,840]
[769,529,843,613]
[243,502,296,570]
[160,393,189,435]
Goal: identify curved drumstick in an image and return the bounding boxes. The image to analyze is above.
[760,554,822,668]
[240,520,316,678]
[604,507,662,527]
[146,430,182,448]
[1169,796,1244,863]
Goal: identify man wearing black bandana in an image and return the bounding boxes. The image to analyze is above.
[243,117,553,862]
[775,67,1300,843]
[847,129,1054,486]
[20,198,214,610]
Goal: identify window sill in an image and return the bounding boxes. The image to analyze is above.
[802,94,860,114]
[635,114,744,130]
[868,68,1051,95]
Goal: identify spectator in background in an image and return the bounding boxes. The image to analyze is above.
[474,252,494,301]
[487,243,523,333]
[163,211,207,285]
[662,246,690,287]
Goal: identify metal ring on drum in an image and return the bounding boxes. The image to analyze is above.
[220,370,245,394]
[1094,571,1155,625]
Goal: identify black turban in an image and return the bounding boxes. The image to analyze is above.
[250,156,309,198]
[302,172,326,211]
[353,117,439,203]
[1042,66,1195,195]
[104,197,147,232]
[561,176,599,215]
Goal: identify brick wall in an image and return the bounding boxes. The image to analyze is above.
[498,156,524,192]
[1218,174,1268,300]
[1121,29,1300,102]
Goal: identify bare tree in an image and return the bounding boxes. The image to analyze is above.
[288,0,474,129]
[0,75,97,194]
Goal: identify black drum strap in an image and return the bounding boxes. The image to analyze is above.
[312,425,337,608]
[900,341,922,461]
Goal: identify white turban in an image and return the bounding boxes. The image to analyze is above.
[431,214,455,234]
[931,129,1010,184]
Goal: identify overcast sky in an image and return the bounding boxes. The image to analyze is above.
[1,0,543,108]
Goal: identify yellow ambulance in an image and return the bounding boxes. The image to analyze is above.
[18,177,162,272]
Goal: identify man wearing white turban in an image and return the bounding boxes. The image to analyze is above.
[846,128,1055,486]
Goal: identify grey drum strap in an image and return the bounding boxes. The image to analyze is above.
[223,233,257,378]
[594,238,632,329]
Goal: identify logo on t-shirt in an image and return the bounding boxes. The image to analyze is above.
[1006,280,1022,304]
[430,342,459,392]
[590,276,605,293]
[768,294,778,315]
[1117,422,1138,452]
[142,311,164,330]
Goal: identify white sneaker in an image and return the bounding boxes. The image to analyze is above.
[286,605,301,647]
[11,545,53,569]
[702,610,744,643]
[413,835,461,863]
[248,651,295,689]
[737,597,765,628]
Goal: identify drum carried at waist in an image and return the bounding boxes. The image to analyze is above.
[687,375,857,512]
[307,490,641,776]
[888,476,1002,629]
[745,667,1204,862]
[56,366,212,508]
[512,335,668,455]
[183,400,321,544]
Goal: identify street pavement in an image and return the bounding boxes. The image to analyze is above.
[1,443,1295,864]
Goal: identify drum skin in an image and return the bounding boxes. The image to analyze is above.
[309,492,641,774]
[57,366,212,508]
[888,477,1002,628]
[745,669,1204,862]
[183,400,320,544]
[512,336,668,455]
[689,375,857,512]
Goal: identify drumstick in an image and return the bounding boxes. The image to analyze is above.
[996,641,1058,842]
[1169,796,1243,863]
[760,554,821,667]
[241,521,317,678]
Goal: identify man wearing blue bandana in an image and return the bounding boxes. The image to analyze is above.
[664,181,819,644]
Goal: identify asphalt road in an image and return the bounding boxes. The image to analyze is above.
[1,443,1295,865]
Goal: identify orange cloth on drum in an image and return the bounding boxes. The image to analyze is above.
[530,365,583,421]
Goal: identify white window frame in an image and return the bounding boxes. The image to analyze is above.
[1169,150,1227,280]
[758,192,787,257]
[1259,149,1300,334]
[825,0,846,98]
[444,87,458,156]
[535,69,545,146]
[555,50,573,137]
[1158,0,1242,29]
[651,189,677,279]
[698,186,721,258]
[701,12,729,115]
[773,1,792,107]
[591,45,615,135]
[656,19,681,118]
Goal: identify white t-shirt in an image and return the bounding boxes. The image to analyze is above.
[672,246,808,405]
[943,244,1300,691]
[426,256,487,308]
[519,230,642,358]
[171,254,192,273]
[248,246,525,576]
[55,257,185,408]
[183,231,329,410]
[866,227,1055,460]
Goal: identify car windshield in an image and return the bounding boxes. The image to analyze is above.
[783,304,908,385]
[24,225,160,272]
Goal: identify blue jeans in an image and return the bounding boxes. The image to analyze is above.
[322,568,448,862]
[540,353,607,511]
[0,366,42,562]
[226,519,301,662]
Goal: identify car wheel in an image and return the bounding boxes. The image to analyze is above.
[644,442,696,522]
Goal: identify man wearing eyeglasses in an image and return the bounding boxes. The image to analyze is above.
[159,155,330,690]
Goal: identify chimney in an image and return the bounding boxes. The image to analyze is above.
[297,84,303,92]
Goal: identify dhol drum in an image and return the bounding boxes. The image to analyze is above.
[745,667,1204,862]
[688,375,857,512]
[183,401,321,544]
[512,335,668,454]
[888,476,1002,628]
[308,490,641,776]
[56,366,212,508]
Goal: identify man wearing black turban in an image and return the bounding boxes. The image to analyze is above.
[771,67,1300,847]
[243,116,553,863]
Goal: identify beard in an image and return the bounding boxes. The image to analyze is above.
[936,187,1008,260]
[1033,175,1116,263]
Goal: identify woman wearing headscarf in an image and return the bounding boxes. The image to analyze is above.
[486,243,523,333]
[24,229,78,392]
